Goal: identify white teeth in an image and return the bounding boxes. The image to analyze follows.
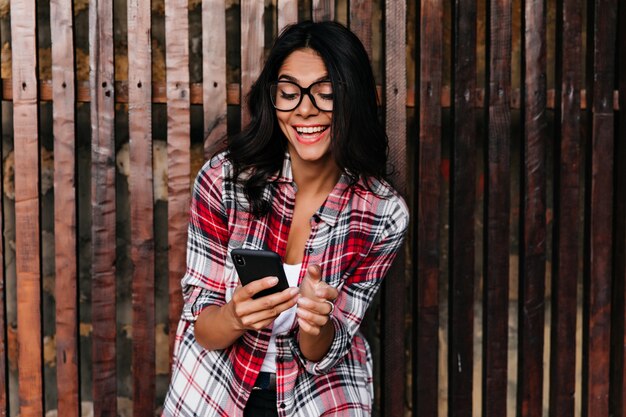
[295,126,326,134]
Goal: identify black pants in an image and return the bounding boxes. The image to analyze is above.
[244,389,278,417]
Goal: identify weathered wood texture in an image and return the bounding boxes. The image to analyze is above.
[167,0,192,362]
[202,0,227,158]
[382,0,407,415]
[128,0,155,414]
[51,0,80,415]
[414,0,443,415]
[89,0,117,414]
[518,0,548,416]
[550,0,583,416]
[449,0,477,415]
[483,0,512,416]
[10,0,43,415]
[278,0,298,32]
[3,1,626,416]
[312,0,334,21]
[612,4,626,415]
[240,0,264,127]
[583,1,617,417]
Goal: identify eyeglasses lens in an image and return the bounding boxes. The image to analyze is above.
[271,81,333,112]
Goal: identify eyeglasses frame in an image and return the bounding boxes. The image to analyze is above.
[269,79,334,112]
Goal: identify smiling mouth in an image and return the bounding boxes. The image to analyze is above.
[295,125,329,135]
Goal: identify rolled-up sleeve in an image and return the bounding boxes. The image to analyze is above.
[180,159,230,322]
[294,198,409,374]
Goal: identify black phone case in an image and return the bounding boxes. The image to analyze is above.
[230,248,290,299]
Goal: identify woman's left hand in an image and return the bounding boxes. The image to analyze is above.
[296,265,339,336]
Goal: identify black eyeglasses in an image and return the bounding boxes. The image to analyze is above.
[269,80,334,112]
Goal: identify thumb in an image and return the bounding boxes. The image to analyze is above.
[306,265,322,283]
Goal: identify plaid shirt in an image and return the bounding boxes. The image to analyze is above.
[163,152,408,417]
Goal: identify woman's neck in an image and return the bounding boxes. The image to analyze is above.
[290,153,341,197]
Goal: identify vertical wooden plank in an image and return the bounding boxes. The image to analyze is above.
[518,0,548,415]
[278,0,298,33]
[583,1,617,416]
[51,0,80,415]
[240,0,264,127]
[382,0,407,415]
[449,0,477,414]
[203,0,227,158]
[10,0,43,415]
[128,0,155,414]
[612,3,626,414]
[483,0,512,416]
[348,0,371,57]
[0,38,6,417]
[89,0,117,413]
[414,0,443,415]
[167,0,191,363]
[549,0,583,415]
[312,0,334,22]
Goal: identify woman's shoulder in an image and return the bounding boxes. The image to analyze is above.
[354,176,408,214]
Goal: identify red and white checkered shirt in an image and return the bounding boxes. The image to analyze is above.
[163,152,408,417]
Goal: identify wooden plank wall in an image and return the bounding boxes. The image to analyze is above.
[1,0,625,416]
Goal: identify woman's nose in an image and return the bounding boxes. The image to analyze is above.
[296,93,319,115]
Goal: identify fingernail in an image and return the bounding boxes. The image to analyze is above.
[268,277,278,285]
[289,288,300,296]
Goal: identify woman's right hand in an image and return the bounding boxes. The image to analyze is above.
[227,277,300,331]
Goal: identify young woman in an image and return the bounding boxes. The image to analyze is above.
[163,20,409,417]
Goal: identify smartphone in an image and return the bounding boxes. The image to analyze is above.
[231,248,290,299]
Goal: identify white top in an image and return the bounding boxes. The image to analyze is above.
[260,263,302,373]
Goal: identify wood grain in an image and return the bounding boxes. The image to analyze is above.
[10,0,43,414]
[89,0,117,413]
[240,0,264,127]
[382,0,407,415]
[128,0,155,414]
[414,0,443,415]
[518,0,548,415]
[51,0,80,414]
[549,0,583,415]
[202,0,227,158]
[449,0,477,414]
[278,0,298,33]
[312,0,333,22]
[483,0,512,415]
[167,0,192,364]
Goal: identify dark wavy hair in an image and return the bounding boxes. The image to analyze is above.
[226,20,388,217]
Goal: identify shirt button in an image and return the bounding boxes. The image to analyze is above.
[313,215,321,223]
[307,247,314,254]
[280,403,286,409]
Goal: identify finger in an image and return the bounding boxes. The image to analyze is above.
[240,294,298,329]
[237,287,299,317]
[296,304,329,327]
[314,284,339,301]
[297,317,321,336]
[305,264,322,283]
[235,276,279,301]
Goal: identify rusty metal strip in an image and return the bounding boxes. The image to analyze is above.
[549,0,583,416]
[10,0,43,415]
[583,1,618,416]
[483,0,512,416]
[382,0,407,416]
[51,0,80,414]
[240,0,264,127]
[128,0,155,414]
[89,0,117,413]
[448,0,477,414]
[414,0,443,415]
[202,0,227,158]
[167,0,192,365]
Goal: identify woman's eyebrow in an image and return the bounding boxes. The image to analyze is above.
[277,74,330,83]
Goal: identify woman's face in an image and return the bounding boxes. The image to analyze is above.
[274,48,334,166]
